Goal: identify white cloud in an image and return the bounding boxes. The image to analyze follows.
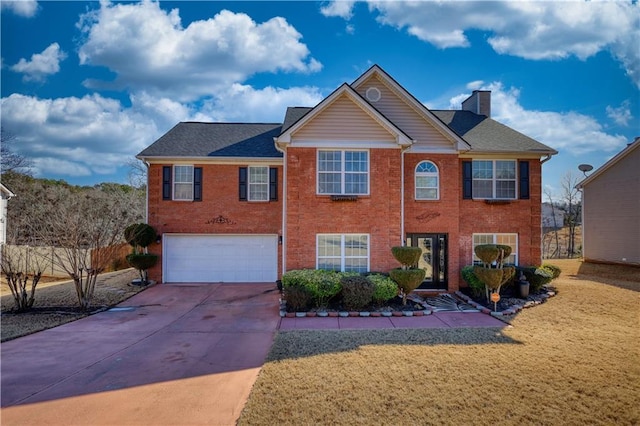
[0,82,325,180]
[606,101,633,127]
[11,43,67,82]
[198,84,324,122]
[1,0,38,18]
[77,1,322,101]
[0,93,161,178]
[447,82,628,156]
[354,0,640,88]
[320,1,356,19]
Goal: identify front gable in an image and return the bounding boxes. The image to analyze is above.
[351,66,470,153]
[276,83,411,148]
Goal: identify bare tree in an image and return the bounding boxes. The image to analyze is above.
[126,158,147,189]
[1,128,33,175]
[40,186,139,310]
[543,187,561,258]
[560,172,582,258]
[0,244,45,311]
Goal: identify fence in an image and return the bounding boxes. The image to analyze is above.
[0,244,130,278]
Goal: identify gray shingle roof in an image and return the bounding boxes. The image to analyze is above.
[137,122,283,158]
[432,110,557,154]
[138,108,556,160]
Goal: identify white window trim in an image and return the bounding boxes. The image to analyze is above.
[316,149,370,196]
[472,159,517,200]
[248,166,269,202]
[472,233,518,265]
[173,165,194,201]
[316,234,370,272]
[415,160,440,200]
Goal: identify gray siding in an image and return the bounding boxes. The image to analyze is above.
[583,146,640,265]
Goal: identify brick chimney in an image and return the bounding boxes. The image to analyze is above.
[462,90,491,117]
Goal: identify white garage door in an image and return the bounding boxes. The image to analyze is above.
[163,234,278,283]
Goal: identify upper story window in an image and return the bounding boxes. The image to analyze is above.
[173,165,194,201]
[415,161,439,200]
[162,165,202,201]
[248,166,269,201]
[472,160,516,199]
[473,233,518,265]
[317,150,369,195]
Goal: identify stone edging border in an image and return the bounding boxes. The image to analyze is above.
[279,290,557,319]
[454,290,557,317]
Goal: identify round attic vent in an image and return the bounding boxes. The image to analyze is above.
[365,87,381,102]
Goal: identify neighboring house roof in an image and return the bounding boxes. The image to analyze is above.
[0,183,16,199]
[137,122,283,159]
[577,137,640,189]
[432,110,558,155]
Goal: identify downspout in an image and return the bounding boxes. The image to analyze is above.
[540,154,553,164]
[400,144,412,245]
[142,159,150,223]
[274,140,287,276]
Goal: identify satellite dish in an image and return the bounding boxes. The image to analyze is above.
[578,164,593,173]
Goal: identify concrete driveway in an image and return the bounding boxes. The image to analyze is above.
[1,282,281,426]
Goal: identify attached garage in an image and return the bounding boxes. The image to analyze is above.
[163,234,278,283]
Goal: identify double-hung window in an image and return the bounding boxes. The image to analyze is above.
[318,150,369,195]
[472,160,516,199]
[173,165,194,201]
[472,233,518,265]
[415,161,439,200]
[317,234,369,273]
[248,166,269,201]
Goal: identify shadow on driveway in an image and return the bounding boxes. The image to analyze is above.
[1,283,280,425]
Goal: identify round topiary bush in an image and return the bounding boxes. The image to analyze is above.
[389,268,426,305]
[391,246,422,268]
[124,223,157,253]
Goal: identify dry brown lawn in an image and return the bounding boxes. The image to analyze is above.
[240,259,640,425]
[1,269,144,342]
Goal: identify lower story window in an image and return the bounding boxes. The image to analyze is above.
[317,234,369,273]
[473,233,518,265]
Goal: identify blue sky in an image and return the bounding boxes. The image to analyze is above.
[1,0,638,198]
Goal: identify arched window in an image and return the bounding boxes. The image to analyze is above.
[415,161,439,200]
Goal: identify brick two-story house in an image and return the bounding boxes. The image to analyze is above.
[137,65,557,292]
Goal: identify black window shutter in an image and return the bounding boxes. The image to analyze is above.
[519,161,530,200]
[269,167,278,201]
[462,161,473,199]
[162,166,172,200]
[193,167,203,201]
[239,167,247,201]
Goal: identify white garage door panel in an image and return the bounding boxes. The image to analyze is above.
[164,235,277,283]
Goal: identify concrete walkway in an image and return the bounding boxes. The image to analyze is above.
[1,283,281,426]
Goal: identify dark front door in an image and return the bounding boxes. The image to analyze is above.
[406,233,448,290]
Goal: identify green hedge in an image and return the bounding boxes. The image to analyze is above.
[367,274,399,304]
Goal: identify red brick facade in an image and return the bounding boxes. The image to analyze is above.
[146,163,283,282]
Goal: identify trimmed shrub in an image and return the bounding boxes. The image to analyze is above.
[542,263,562,279]
[461,266,484,298]
[516,266,554,292]
[389,268,426,305]
[474,244,501,265]
[391,246,422,268]
[124,223,157,253]
[283,284,312,311]
[125,253,158,271]
[281,269,356,308]
[340,276,375,310]
[368,274,398,303]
